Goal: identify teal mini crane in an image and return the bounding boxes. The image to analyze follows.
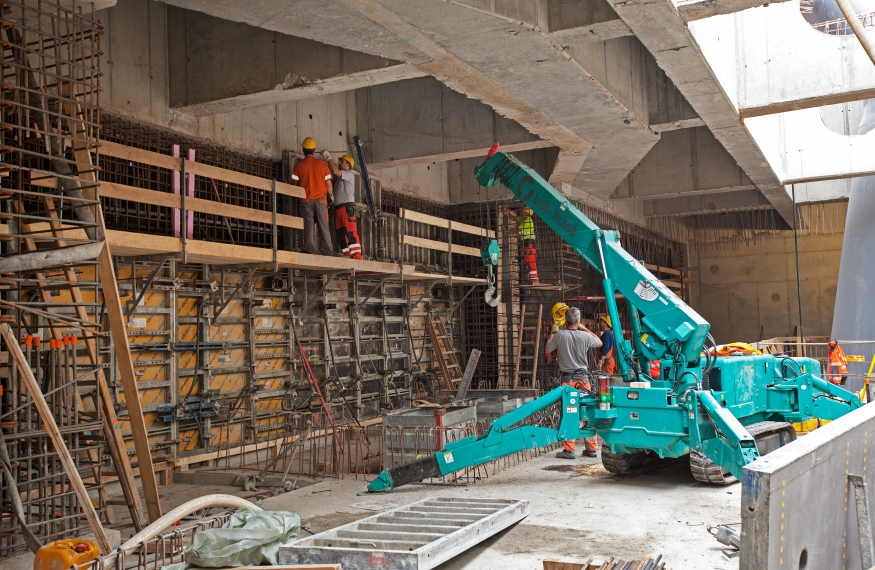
[366,147,863,493]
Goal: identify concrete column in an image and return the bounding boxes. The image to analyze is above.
[831,98,875,340]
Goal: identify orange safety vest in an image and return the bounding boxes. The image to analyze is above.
[828,344,849,384]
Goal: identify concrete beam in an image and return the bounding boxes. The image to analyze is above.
[168,8,403,108]
[650,117,706,132]
[161,0,429,64]
[357,77,546,167]
[613,127,756,201]
[674,0,791,22]
[369,140,554,169]
[605,0,795,224]
[175,64,426,117]
[568,35,702,133]
[644,188,770,216]
[339,0,659,195]
[549,20,633,46]
[690,2,875,119]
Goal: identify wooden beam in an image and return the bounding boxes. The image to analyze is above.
[401,234,481,257]
[398,208,494,238]
[0,323,112,553]
[63,97,164,523]
[97,140,305,199]
[18,211,147,530]
[31,176,305,230]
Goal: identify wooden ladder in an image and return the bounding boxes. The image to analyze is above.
[427,314,463,389]
[513,304,543,389]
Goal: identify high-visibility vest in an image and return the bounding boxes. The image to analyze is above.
[517,215,535,240]
[829,344,849,384]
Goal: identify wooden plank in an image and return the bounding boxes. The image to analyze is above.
[644,263,682,276]
[402,234,481,257]
[97,140,306,198]
[543,562,594,570]
[399,207,494,238]
[30,177,305,230]
[0,323,112,553]
[63,96,164,523]
[19,212,147,530]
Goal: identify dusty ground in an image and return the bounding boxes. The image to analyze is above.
[219,450,742,569]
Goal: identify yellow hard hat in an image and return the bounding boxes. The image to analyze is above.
[340,154,355,168]
[302,137,317,150]
[552,302,569,326]
[522,206,533,215]
[600,315,611,327]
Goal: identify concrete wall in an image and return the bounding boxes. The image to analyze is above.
[167,7,396,107]
[98,0,357,159]
[372,162,450,203]
[99,0,170,125]
[689,232,842,343]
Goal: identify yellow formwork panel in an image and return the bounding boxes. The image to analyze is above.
[208,371,247,395]
[207,347,247,369]
[209,322,246,342]
[178,374,198,397]
[207,422,246,448]
[118,420,165,457]
[178,297,199,318]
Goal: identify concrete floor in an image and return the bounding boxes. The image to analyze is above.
[214,451,742,569]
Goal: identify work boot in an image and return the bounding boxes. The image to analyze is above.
[555,450,576,459]
[582,450,598,458]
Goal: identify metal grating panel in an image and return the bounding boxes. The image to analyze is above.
[279,497,529,569]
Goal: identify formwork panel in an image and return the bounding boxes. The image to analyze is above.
[741,404,875,569]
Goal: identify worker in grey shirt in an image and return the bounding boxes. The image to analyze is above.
[322,151,362,259]
[545,306,602,459]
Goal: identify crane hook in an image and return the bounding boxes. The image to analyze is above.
[484,266,501,307]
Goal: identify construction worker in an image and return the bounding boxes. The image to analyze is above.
[597,316,616,374]
[517,206,539,284]
[292,137,334,256]
[828,339,849,385]
[546,306,602,459]
[323,151,362,259]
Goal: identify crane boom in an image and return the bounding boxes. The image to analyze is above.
[475,151,709,379]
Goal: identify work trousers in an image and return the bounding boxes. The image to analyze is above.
[334,204,362,260]
[560,374,599,452]
[523,241,539,284]
[301,199,333,256]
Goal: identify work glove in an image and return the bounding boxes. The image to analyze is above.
[550,324,559,333]
[321,150,332,161]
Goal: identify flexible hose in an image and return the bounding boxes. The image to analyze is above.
[119,494,262,554]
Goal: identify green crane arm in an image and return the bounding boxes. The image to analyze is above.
[475,151,710,379]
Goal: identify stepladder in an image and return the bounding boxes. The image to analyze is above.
[426,314,463,389]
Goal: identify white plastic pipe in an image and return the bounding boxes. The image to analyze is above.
[835,0,875,66]
[119,494,262,553]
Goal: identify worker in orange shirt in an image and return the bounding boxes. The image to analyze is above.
[596,316,616,374]
[828,339,849,385]
[292,137,334,256]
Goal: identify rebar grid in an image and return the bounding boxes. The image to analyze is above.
[0,0,110,555]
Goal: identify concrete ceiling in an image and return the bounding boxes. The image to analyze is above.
[162,0,794,223]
